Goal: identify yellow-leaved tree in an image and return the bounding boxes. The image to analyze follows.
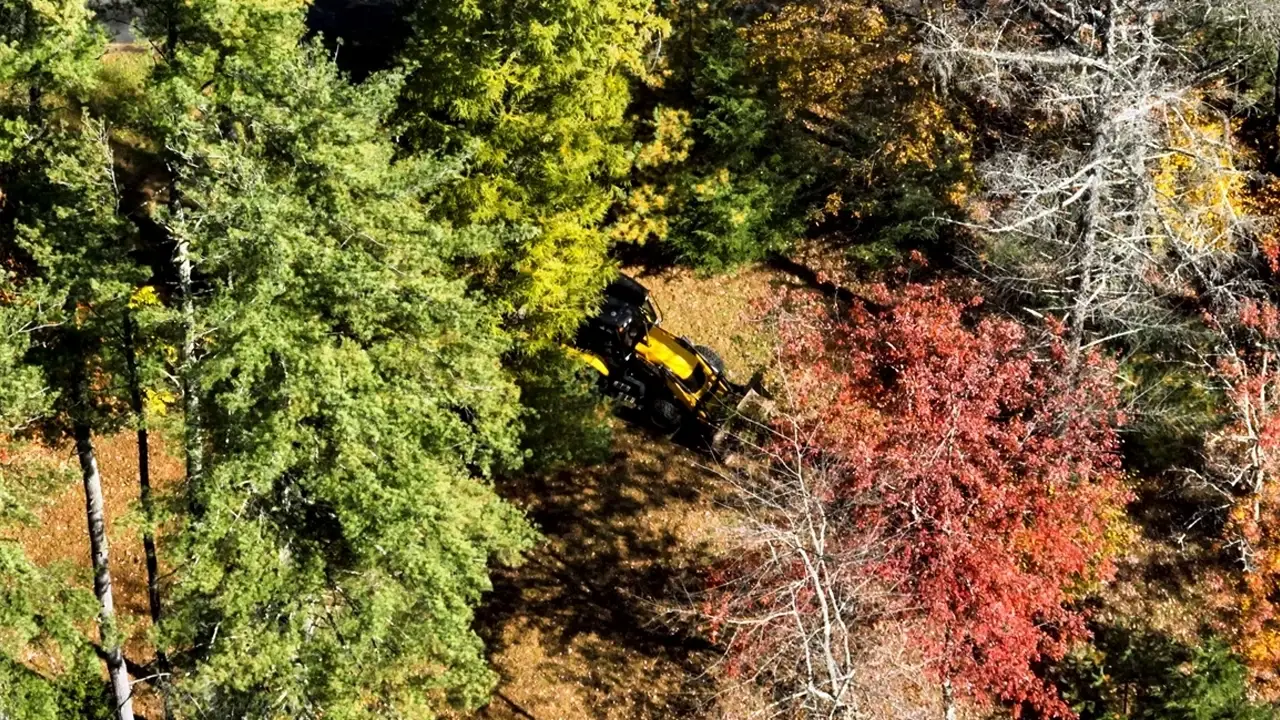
[398,0,667,344]
[1153,98,1252,253]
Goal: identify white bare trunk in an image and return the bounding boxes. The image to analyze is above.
[175,235,203,492]
[169,157,203,503]
[1067,0,1118,363]
[926,0,1202,354]
[74,422,136,720]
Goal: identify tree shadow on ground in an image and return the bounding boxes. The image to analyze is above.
[1110,424,1245,615]
[478,426,724,720]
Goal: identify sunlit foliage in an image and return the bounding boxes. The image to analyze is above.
[398,0,666,342]
[710,284,1129,717]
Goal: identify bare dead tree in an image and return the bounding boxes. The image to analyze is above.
[1171,300,1280,570]
[923,0,1261,362]
[923,0,1280,615]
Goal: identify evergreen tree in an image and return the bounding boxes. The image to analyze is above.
[397,0,664,342]
[1052,623,1278,720]
[123,2,537,715]
[618,6,811,269]
[0,0,146,716]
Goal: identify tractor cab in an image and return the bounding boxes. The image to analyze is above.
[573,298,646,365]
[571,277,662,365]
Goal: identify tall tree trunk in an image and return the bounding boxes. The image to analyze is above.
[123,312,172,718]
[1272,38,1280,170]
[160,0,203,504]
[124,312,163,626]
[167,169,204,505]
[176,234,203,491]
[1066,0,1119,367]
[74,421,136,720]
[1067,163,1104,365]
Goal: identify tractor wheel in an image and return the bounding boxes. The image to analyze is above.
[695,345,726,376]
[650,398,684,433]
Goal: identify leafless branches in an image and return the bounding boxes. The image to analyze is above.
[922,0,1261,360]
[692,418,941,720]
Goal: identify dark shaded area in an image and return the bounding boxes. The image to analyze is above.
[305,0,412,81]
[1123,468,1228,544]
[90,0,139,42]
[1031,621,1277,720]
[1110,354,1239,571]
[493,691,539,720]
[765,254,871,309]
[611,237,683,273]
[478,428,720,719]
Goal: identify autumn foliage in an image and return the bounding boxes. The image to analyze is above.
[1201,299,1280,693]
[712,284,1129,716]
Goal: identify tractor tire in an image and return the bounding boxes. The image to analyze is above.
[650,398,684,433]
[695,345,726,376]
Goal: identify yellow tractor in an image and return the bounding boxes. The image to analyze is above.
[568,274,770,440]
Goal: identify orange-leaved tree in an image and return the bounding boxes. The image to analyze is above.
[746,0,972,256]
[1200,298,1280,694]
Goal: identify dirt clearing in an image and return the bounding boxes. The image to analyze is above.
[7,431,182,659]
[623,264,791,377]
[476,425,729,720]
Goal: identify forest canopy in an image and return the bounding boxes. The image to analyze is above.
[2,0,1280,718]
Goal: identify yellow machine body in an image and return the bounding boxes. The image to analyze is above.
[635,326,718,415]
[565,346,611,377]
[569,274,770,438]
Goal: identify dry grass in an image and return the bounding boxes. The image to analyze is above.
[6,430,182,718]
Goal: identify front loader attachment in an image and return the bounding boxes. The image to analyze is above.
[710,370,775,454]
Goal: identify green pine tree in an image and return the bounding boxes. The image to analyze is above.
[1054,623,1278,720]
[120,3,537,715]
[0,0,150,716]
[397,0,666,343]
[619,5,811,270]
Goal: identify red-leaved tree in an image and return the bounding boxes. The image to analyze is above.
[708,284,1128,718]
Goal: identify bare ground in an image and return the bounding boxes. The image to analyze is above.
[7,431,183,655]
[622,264,785,376]
[6,430,183,717]
[475,426,729,720]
